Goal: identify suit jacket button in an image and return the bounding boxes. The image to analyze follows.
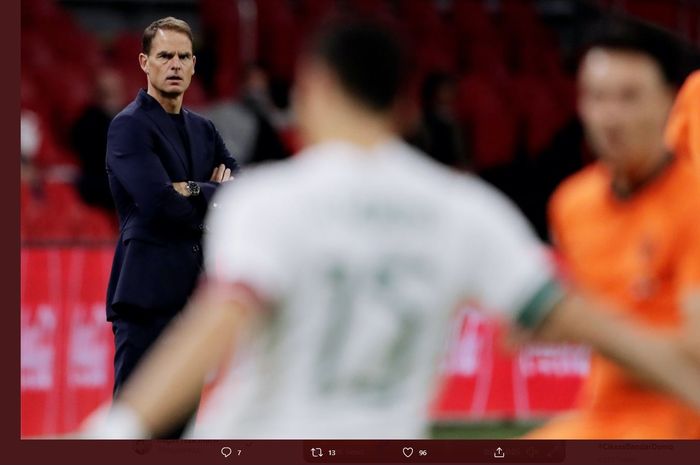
[192,244,200,253]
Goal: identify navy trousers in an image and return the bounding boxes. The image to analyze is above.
[112,311,197,439]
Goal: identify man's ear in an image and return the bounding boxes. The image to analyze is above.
[139,53,149,74]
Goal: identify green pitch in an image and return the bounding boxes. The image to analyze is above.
[430,421,542,439]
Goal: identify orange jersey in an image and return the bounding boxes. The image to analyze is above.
[666,70,700,166]
[538,156,700,438]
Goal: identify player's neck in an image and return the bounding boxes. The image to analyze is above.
[610,149,674,199]
[148,85,184,114]
[312,106,395,150]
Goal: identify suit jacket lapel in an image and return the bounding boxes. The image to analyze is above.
[182,109,206,180]
[182,109,196,175]
[137,90,190,175]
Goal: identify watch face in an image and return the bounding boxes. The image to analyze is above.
[188,182,200,196]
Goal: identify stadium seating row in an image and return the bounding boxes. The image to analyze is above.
[21,0,698,241]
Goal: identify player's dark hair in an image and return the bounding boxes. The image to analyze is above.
[305,19,406,112]
[581,19,688,87]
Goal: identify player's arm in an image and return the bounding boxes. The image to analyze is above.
[681,289,700,364]
[525,290,700,411]
[83,282,258,438]
[192,122,241,204]
[467,181,700,411]
[549,216,700,409]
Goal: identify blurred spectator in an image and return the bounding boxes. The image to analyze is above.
[410,72,469,170]
[205,63,290,166]
[21,108,42,189]
[70,69,125,211]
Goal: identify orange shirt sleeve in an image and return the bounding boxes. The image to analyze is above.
[676,213,700,300]
[547,183,569,254]
[666,70,700,166]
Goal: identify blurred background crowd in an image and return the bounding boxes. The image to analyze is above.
[21,0,700,244]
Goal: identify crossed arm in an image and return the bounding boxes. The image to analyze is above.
[531,289,700,410]
[171,163,234,197]
[107,115,237,228]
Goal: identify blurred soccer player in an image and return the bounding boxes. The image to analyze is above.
[528,22,700,439]
[85,20,700,439]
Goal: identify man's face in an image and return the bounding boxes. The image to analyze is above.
[139,29,195,98]
[578,48,674,175]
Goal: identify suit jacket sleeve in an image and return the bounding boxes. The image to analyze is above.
[194,121,241,204]
[107,114,205,231]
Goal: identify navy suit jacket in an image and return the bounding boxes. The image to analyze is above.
[105,89,239,321]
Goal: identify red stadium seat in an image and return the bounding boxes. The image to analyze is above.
[352,0,393,19]
[462,41,509,86]
[22,179,117,243]
[200,0,242,98]
[41,11,101,69]
[256,0,300,82]
[510,73,568,156]
[21,105,77,169]
[22,0,61,28]
[34,63,93,141]
[184,76,208,110]
[499,0,549,57]
[21,181,73,242]
[299,0,339,31]
[200,0,239,31]
[21,28,56,71]
[622,0,681,31]
[456,73,519,170]
[111,33,143,69]
[415,39,458,75]
[20,180,40,241]
[21,73,48,120]
[213,62,239,100]
[453,0,494,40]
[691,5,700,47]
[76,207,117,242]
[399,0,442,38]
[117,66,146,98]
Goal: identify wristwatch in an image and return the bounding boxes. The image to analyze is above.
[185,181,201,197]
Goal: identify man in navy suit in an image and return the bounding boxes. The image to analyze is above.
[105,17,239,438]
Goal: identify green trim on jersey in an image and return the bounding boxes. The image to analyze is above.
[515,279,565,330]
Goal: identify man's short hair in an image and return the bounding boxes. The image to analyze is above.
[142,17,193,55]
[582,19,689,87]
[306,19,406,113]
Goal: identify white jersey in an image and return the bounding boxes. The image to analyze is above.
[192,139,558,439]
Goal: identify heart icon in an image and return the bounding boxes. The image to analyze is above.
[403,447,414,458]
[221,447,232,458]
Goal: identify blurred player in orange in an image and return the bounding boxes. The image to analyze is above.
[666,69,700,165]
[529,22,700,439]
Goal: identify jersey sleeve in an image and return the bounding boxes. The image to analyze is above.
[203,180,290,304]
[462,181,564,329]
[677,214,700,300]
[666,70,700,165]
